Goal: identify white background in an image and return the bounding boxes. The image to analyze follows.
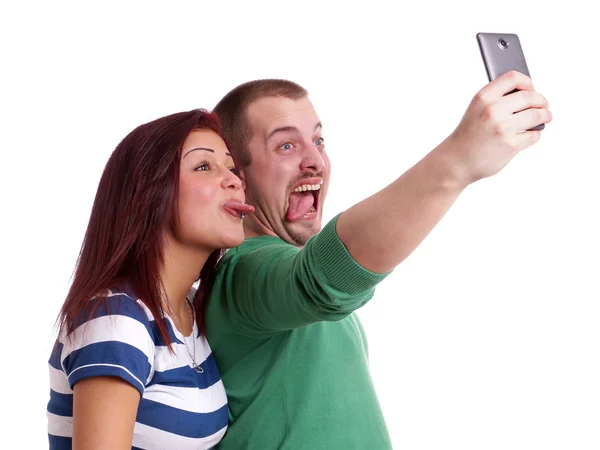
[1,1,598,448]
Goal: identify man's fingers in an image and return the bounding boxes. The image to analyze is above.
[499,90,549,114]
[476,70,535,104]
[510,108,553,133]
[514,129,542,150]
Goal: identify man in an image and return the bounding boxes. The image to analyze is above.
[205,72,551,449]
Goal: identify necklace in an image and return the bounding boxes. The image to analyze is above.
[168,298,204,374]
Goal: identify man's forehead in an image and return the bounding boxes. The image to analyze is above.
[247,96,320,135]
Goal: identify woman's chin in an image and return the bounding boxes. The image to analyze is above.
[219,232,246,250]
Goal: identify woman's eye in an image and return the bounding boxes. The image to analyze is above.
[229,167,239,176]
[195,162,211,171]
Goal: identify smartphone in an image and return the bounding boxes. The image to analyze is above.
[476,32,544,130]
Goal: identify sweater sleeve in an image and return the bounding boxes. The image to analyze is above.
[218,214,391,335]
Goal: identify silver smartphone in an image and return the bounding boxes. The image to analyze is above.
[476,32,544,130]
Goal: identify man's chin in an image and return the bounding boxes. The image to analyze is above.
[284,218,322,246]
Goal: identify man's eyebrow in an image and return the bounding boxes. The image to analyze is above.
[183,147,232,159]
[267,122,323,140]
[267,126,299,141]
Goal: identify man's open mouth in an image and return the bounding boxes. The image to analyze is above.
[286,178,322,222]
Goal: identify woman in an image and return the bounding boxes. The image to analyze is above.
[47,109,253,449]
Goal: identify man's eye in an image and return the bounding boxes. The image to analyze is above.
[280,143,293,151]
[315,138,325,146]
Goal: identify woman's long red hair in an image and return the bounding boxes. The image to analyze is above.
[57,109,223,346]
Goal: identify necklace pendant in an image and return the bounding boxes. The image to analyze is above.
[193,364,204,374]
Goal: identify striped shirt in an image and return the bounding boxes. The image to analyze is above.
[47,289,228,449]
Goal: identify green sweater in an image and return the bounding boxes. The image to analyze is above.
[205,216,393,449]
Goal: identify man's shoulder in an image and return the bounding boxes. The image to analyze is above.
[206,235,300,310]
[220,235,299,264]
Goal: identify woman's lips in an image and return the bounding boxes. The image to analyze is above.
[222,200,255,218]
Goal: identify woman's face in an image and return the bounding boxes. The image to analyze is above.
[175,129,252,251]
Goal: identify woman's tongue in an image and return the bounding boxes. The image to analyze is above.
[286,191,315,222]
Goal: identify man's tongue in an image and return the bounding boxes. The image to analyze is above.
[287,192,315,222]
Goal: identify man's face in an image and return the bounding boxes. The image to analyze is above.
[240,96,330,246]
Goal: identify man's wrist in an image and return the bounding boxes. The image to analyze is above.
[424,136,472,193]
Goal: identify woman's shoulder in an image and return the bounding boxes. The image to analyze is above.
[60,285,157,346]
[84,286,153,327]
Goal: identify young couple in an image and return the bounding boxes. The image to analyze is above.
[47,72,551,449]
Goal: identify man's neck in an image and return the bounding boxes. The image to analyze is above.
[243,217,279,240]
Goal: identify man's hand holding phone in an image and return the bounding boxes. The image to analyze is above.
[446,70,552,186]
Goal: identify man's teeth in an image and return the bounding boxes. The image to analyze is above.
[293,184,321,193]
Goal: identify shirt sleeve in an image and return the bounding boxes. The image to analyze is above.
[219,214,391,336]
[59,293,155,396]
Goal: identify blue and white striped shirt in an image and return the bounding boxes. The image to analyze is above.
[47,289,228,449]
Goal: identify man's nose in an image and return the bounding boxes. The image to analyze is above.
[300,141,324,172]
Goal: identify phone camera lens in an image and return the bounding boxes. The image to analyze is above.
[498,38,509,49]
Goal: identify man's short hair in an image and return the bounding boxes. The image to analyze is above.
[213,79,308,167]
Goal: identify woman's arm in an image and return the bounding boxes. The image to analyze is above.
[72,376,140,450]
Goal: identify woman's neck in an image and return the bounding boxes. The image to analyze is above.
[160,236,211,329]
